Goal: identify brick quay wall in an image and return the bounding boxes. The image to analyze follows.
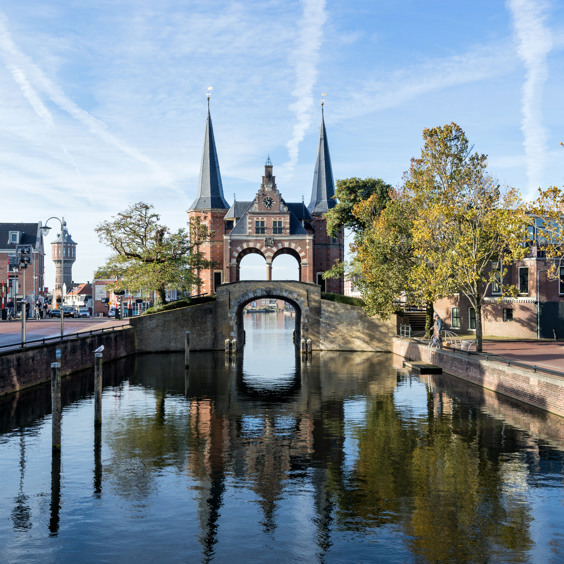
[392,337,564,418]
[0,327,135,397]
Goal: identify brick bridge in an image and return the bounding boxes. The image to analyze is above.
[131,281,395,352]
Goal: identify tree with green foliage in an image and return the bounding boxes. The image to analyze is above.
[323,177,393,282]
[326,177,392,237]
[95,202,213,305]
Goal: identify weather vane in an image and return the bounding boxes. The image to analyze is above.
[321,92,326,107]
[206,86,213,106]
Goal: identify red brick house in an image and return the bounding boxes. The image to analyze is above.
[434,243,564,339]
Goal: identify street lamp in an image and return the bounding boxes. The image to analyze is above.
[41,217,65,339]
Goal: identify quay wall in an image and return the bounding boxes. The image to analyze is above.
[129,302,218,352]
[0,328,135,397]
[392,337,564,418]
[319,300,395,351]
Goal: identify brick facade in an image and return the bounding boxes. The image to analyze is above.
[434,251,564,339]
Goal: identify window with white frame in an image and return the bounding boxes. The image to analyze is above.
[518,267,529,294]
[492,262,502,295]
[451,307,460,329]
[469,307,476,330]
[9,231,19,244]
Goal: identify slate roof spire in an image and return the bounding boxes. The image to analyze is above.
[189,93,229,211]
[308,101,336,216]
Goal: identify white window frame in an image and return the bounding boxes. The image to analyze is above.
[450,307,461,329]
[468,307,476,331]
[518,267,529,295]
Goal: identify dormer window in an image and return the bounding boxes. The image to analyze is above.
[9,231,20,245]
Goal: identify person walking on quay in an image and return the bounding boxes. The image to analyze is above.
[6,299,14,320]
[432,313,443,348]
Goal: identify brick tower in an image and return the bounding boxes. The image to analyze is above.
[187,99,229,295]
[307,104,344,293]
[52,218,76,293]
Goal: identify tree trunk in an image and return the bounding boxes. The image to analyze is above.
[425,301,434,336]
[156,286,167,305]
[475,301,483,353]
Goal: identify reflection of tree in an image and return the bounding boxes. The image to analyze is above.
[104,391,191,500]
[334,391,534,561]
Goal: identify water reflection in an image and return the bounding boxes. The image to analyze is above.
[0,314,563,561]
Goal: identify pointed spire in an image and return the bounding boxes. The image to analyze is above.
[308,99,336,216]
[189,91,229,211]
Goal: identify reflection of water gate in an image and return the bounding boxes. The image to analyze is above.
[215,281,321,350]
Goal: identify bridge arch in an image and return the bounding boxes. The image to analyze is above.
[216,281,321,349]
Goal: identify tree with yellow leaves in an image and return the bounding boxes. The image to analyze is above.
[354,123,530,352]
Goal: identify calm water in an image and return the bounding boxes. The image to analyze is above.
[1,312,564,563]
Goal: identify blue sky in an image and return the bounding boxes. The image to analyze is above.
[1,0,563,287]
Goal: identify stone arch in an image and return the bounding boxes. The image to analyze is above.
[215,281,321,350]
[234,292,303,347]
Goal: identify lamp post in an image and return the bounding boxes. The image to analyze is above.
[41,217,65,339]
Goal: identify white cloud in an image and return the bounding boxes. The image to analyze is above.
[507,0,553,196]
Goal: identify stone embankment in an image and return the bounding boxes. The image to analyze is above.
[393,337,564,418]
[0,327,134,397]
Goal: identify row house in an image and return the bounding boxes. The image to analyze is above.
[0,222,45,308]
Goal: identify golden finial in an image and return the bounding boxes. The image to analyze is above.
[206,86,213,107]
[321,92,326,107]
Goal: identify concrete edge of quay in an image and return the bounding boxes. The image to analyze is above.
[392,337,564,418]
[0,326,135,397]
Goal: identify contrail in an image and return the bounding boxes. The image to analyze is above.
[0,13,171,185]
[507,0,552,196]
[285,0,327,172]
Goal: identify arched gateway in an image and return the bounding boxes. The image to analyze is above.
[187,101,344,295]
[215,281,321,349]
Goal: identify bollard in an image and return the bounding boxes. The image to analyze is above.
[185,331,191,367]
[306,338,312,353]
[225,339,231,355]
[94,425,102,496]
[231,339,237,353]
[300,338,306,353]
[94,352,103,426]
[51,362,62,451]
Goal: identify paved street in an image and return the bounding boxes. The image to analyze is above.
[0,317,129,349]
[482,340,564,374]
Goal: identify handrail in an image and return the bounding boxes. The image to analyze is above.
[0,324,129,353]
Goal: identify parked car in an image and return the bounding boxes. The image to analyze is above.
[62,307,76,318]
[108,308,116,318]
[77,308,90,318]
[49,309,61,318]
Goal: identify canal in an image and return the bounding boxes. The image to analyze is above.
[1,312,563,562]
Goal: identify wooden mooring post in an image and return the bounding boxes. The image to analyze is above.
[51,362,62,451]
[94,351,103,426]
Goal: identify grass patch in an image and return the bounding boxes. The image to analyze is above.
[144,295,216,315]
[321,292,365,307]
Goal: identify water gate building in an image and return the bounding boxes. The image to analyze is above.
[187,103,344,295]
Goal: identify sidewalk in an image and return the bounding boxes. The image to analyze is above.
[481,340,564,374]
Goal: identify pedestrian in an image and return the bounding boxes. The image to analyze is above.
[7,299,14,320]
[25,301,30,319]
[432,313,443,348]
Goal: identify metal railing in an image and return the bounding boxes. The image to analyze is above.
[399,324,412,338]
[0,324,129,353]
[403,330,562,378]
